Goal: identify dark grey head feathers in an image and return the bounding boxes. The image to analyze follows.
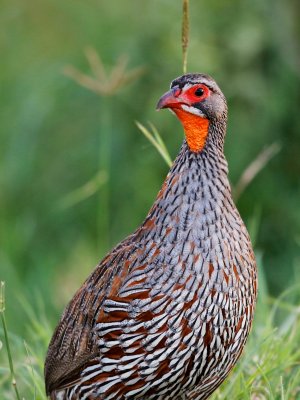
[171,73,227,123]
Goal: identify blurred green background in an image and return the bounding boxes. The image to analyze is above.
[1,0,300,337]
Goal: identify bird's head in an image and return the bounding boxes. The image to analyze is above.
[157,73,227,153]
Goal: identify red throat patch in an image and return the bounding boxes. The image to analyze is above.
[174,108,210,153]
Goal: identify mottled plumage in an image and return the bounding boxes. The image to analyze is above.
[45,74,257,400]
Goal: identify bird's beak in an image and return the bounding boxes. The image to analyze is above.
[156,88,182,111]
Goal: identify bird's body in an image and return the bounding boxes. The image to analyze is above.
[45,74,257,400]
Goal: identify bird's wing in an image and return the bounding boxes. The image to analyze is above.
[45,221,200,397]
[44,234,139,393]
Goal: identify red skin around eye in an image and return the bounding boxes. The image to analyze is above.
[182,84,210,104]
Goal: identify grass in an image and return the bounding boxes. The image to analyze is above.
[0,282,21,400]
[0,288,50,400]
[136,121,173,167]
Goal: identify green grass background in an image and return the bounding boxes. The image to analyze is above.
[1,0,300,398]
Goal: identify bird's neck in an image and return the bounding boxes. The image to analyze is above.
[142,139,234,239]
[173,109,210,153]
[165,140,231,207]
[174,109,227,153]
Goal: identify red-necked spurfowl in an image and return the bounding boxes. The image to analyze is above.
[45,73,257,400]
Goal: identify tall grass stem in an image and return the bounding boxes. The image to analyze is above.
[0,282,21,400]
[182,0,189,74]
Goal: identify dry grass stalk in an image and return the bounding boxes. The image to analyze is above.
[63,46,144,97]
[234,142,281,200]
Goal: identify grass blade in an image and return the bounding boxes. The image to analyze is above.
[136,121,172,167]
[0,282,21,400]
[234,142,281,200]
[58,170,108,210]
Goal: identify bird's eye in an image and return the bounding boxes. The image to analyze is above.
[194,87,204,97]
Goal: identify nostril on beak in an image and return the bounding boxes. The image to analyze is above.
[156,88,181,111]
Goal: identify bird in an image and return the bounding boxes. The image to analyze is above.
[45,73,257,400]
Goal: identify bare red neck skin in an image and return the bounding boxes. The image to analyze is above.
[174,108,210,152]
